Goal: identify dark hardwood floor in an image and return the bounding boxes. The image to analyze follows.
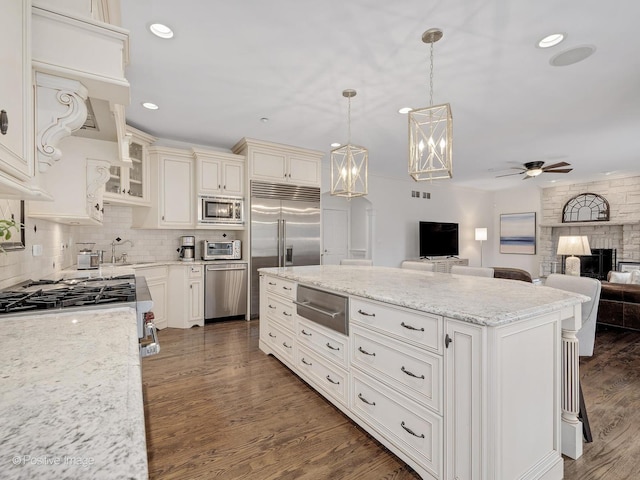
[142,320,640,480]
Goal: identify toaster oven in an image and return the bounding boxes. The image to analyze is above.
[201,240,241,260]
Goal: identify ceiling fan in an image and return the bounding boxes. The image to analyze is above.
[496,161,573,180]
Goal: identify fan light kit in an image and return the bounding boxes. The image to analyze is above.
[408,28,453,181]
[496,161,573,180]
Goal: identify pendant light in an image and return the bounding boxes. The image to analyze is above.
[331,89,368,198]
[408,28,453,181]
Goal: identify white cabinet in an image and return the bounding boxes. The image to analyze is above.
[104,126,156,206]
[132,146,194,229]
[232,137,323,187]
[134,265,168,330]
[167,263,204,328]
[193,148,245,197]
[260,275,297,367]
[27,136,113,225]
[0,0,36,197]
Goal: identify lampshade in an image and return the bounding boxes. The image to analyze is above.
[408,28,453,181]
[557,236,591,256]
[331,89,368,198]
[557,235,591,276]
[475,228,487,242]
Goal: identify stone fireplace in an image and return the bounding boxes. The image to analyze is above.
[538,176,640,277]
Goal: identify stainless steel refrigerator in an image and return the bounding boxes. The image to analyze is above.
[250,181,321,317]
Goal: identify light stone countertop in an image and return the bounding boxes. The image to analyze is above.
[260,265,587,326]
[0,307,148,480]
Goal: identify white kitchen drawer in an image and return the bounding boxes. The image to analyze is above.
[297,344,348,406]
[265,293,295,330]
[265,276,296,300]
[351,324,441,414]
[264,319,295,364]
[351,298,442,354]
[352,370,442,479]
[133,265,168,280]
[297,317,349,368]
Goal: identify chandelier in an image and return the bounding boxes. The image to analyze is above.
[408,28,453,181]
[331,89,368,198]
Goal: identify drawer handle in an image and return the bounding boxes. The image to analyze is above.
[326,342,340,351]
[268,281,277,285]
[301,358,312,366]
[401,421,425,439]
[358,393,376,406]
[282,286,292,291]
[445,333,453,348]
[293,300,339,318]
[283,342,292,349]
[401,321,424,332]
[325,375,340,385]
[358,346,376,356]
[401,366,425,379]
[268,304,277,309]
[301,329,312,336]
[268,332,276,338]
[283,311,292,316]
[357,309,375,317]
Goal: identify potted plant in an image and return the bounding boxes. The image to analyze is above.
[0,218,19,252]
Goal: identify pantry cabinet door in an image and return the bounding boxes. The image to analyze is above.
[160,155,193,227]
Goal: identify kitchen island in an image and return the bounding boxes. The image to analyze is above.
[259,265,587,480]
[1,307,148,479]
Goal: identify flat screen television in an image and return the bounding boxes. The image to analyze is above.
[419,221,459,258]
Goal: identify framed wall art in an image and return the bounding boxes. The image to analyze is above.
[500,212,536,255]
[0,200,26,252]
[618,261,640,273]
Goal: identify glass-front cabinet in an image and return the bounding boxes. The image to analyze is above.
[104,126,156,206]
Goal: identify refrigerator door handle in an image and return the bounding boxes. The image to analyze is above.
[277,219,282,267]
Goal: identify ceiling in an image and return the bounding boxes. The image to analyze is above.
[119,0,640,191]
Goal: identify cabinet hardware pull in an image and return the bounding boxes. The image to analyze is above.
[122,188,126,193]
[325,375,339,385]
[218,184,221,189]
[282,286,292,290]
[95,203,100,210]
[268,304,276,309]
[301,329,312,336]
[301,358,312,366]
[401,421,425,438]
[223,185,226,189]
[283,342,292,349]
[268,281,276,285]
[445,333,453,348]
[0,109,8,135]
[401,321,424,332]
[268,332,276,338]
[326,342,340,351]
[401,366,425,379]
[358,309,375,317]
[283,311,292,316]
[358,346,376,356]
[358,393,376,405]
[294,300,339,318]
[127,189,131,195]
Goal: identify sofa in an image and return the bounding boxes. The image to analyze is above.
[493,267,533,283]
[596,271,640,331]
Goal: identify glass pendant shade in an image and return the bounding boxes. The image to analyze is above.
[408,103,452,180]
[409,28,452,181]
[331,89,368,198]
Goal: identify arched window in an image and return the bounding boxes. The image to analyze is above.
[562,193,610,222]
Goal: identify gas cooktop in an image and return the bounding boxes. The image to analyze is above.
[0,274,137,316]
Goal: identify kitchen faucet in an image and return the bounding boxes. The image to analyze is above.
[111,238,134,264]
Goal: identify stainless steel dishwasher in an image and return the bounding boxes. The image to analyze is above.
[204,263,247,320]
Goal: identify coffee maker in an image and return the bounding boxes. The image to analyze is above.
[178,235,195,262]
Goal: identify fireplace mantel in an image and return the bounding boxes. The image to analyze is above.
[540,220,639,228]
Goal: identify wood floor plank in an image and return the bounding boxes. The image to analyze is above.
[143,320,640,479]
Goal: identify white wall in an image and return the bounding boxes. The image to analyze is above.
[492,184,543,276]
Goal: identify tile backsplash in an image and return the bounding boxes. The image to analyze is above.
[0,204,241,289]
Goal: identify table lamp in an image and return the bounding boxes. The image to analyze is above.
[475,227,487,267]
[557,236,591,276]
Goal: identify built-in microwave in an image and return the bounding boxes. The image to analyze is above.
[198,195,244,225]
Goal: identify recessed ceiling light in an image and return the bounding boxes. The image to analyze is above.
[537,33,566,49]
[142,102,159,110]
[260,117,269,123]
[398,107,413,114]
[331,142,341,148]
[149,23,174,39]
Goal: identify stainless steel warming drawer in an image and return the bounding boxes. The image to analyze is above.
[294,284,349,334]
